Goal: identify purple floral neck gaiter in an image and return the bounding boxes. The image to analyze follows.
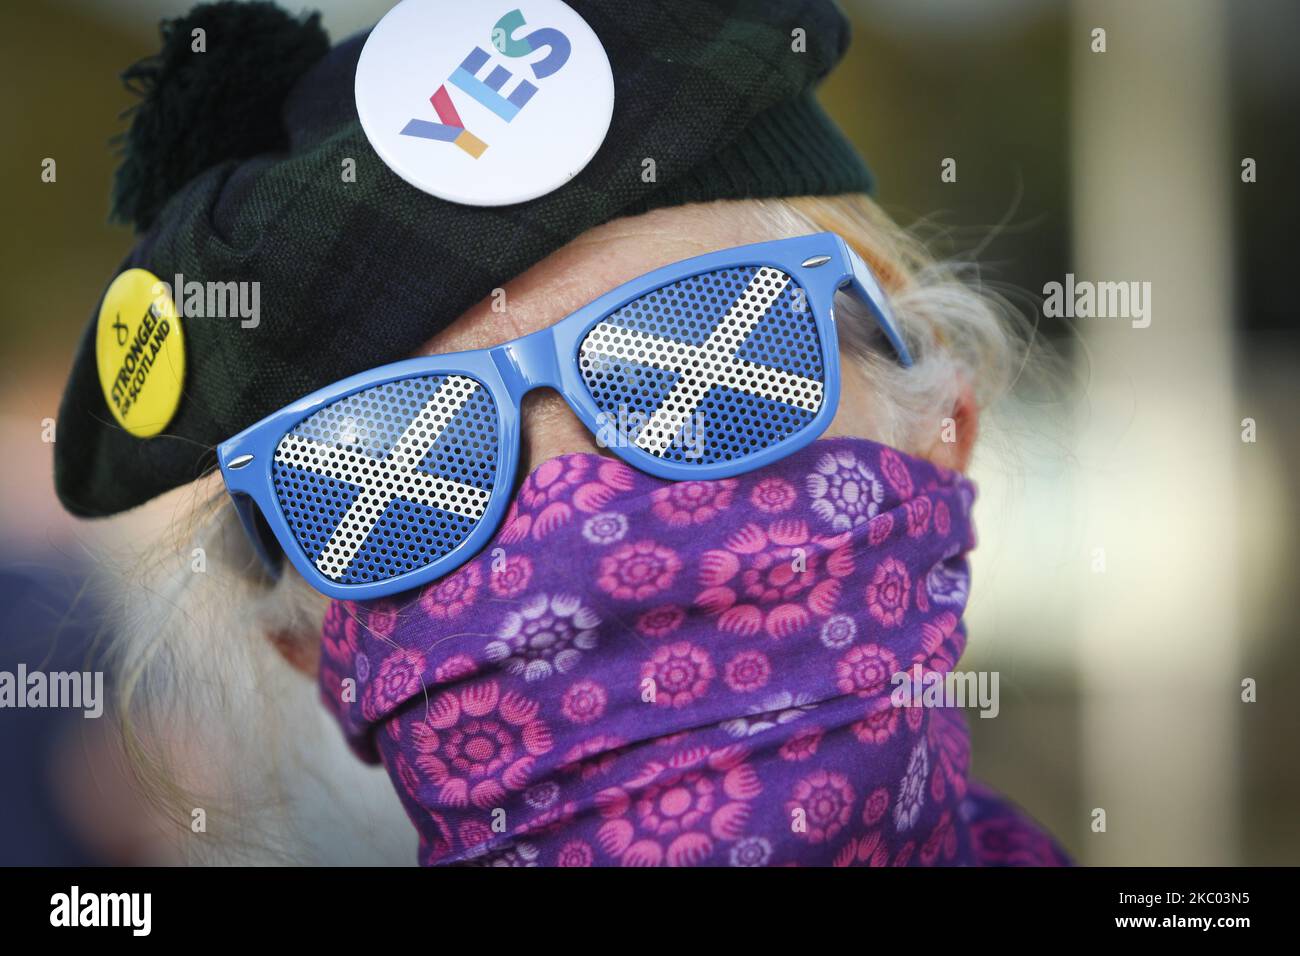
[320,437,1069,866]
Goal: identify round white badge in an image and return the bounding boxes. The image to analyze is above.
[355,0,614,207]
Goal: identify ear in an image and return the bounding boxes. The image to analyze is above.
[923,382,979,473]
[267,627,321,678]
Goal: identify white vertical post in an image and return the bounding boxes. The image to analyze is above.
[1070,0,1238,864]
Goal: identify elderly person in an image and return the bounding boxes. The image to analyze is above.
[56,0,1067,866]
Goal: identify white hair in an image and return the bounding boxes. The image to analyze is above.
[105,494,414,864]
[102,193,1041,864]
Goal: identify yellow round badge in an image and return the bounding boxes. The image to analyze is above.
[95,268,186,438]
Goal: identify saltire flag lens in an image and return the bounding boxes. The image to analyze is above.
[272,375,500,585]
[271,266,825,584]
[578,266,824,463]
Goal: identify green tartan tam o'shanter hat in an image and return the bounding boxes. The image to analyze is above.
[55,0,873,517]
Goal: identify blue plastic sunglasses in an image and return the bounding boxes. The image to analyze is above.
[218,232,912,600]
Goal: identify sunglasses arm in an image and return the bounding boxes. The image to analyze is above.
[835,237,914,368]
[230,492,285,580]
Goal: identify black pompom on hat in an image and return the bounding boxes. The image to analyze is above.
[112,1,329,231]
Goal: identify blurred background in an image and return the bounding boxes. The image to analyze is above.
[0,0,1296,865]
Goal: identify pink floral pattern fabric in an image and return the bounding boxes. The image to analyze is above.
[320,438,1069,866]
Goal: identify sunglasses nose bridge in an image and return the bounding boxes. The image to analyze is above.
[489,325,561,397]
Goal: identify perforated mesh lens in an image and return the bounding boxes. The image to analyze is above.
[577,265,824,465]
[271,374,499,585]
